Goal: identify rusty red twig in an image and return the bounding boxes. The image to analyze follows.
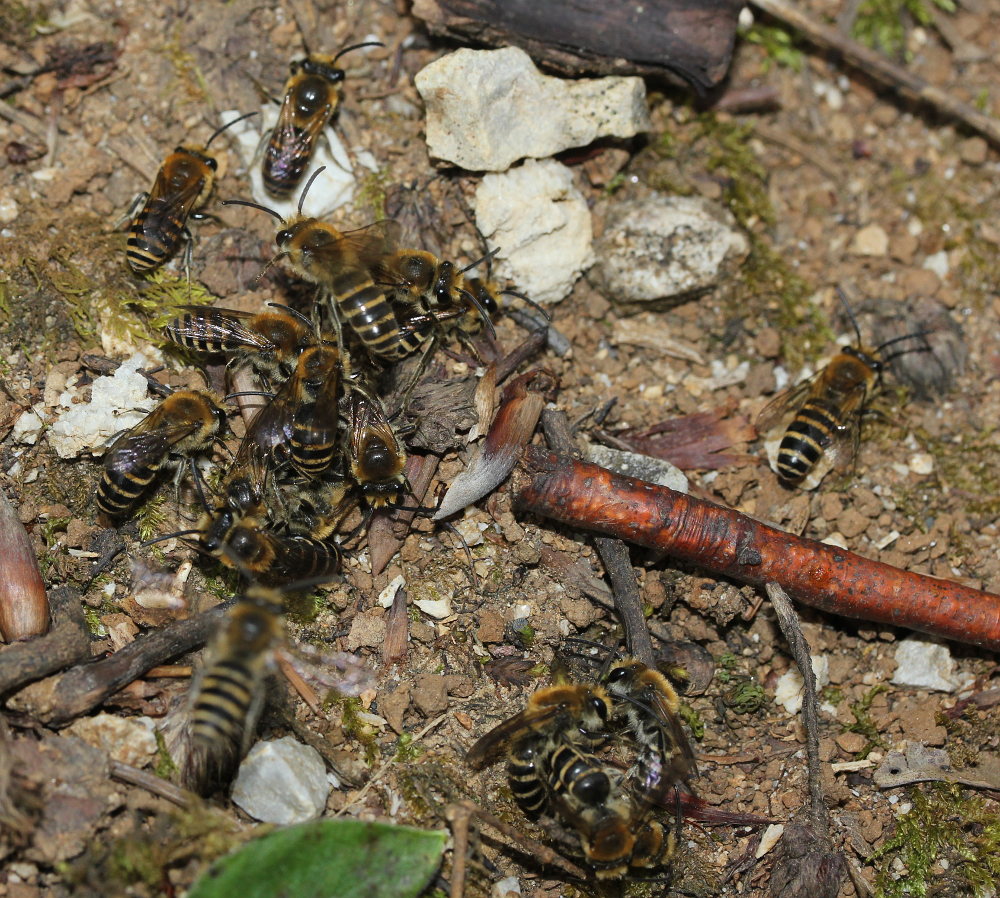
[512,448,1000,652]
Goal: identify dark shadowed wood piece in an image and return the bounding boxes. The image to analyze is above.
[411,0,742,91]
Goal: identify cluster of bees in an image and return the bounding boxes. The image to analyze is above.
[467,656,695,880]
[93,46,533,800]
[82,28,935,885]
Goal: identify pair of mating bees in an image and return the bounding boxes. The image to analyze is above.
[162,583,372,796]
[466,658,696,880]
[126,41,380,273]
[758,295,931,489]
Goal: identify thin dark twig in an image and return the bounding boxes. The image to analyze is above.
[0,586,90,696]
[8,602,233,726]
[110,760,193,808]
[540,410,654,667]
[766,582,826,827]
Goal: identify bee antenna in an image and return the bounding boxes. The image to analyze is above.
[298,166,327,216]
[332,40,385,65]
[204,111,259,149]
[137,528,202,549]
[224,390,276,401]
[875,328,936,357]
[458,286,497,339]
[835,286,864,346]
[222,198,284,223]
[501,288,550,321]
[458,247,499,277]
[265,301,314,330]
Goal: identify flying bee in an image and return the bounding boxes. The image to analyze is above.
[97,389,227,521]
[262,42,382,199]
[162,302,316,387]
[342,382,409,509]
[601,658,696,805]
[756,300,931,487]
[182,590,283,795]
[126,112,256,273]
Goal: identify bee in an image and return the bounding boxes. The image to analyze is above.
[466,683,613,771]
[756,324,930,488]
[262,43,383,199]
[126,112,255,273]
[370,249,496,339]
[225,179,460,363]
[182,590,283,795]
[342,382,408,509]
[202,507,341,586]
[233,342,343,478]
[162,302,315,387]
[601,658,696,804]
[97,389,227,521]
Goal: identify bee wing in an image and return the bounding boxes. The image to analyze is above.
[823,381,870,473]
[465,704,564,769]
[236,378,299,469]
[164,306,278,353]
[267,90,332,167]
[754,375,817,434]
[134,164,206,235]
[104,420,202,475]
[339,220,404,269]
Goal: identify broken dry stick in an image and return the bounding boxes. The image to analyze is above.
[8,602,232,725]
[513,449,1000,652]
[0,586,89,695]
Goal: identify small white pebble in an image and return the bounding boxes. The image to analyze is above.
[908,453,934,475]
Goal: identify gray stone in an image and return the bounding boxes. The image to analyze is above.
[474,159,594,304]
[416,47,649,172]
[587,444,688,493]
[231,736,330,823]
[591,193,750,305]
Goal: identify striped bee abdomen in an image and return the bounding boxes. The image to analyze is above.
[776,398,845,485]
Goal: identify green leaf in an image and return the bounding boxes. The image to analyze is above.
[188,820,447,898]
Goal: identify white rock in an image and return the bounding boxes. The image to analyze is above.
[850,224,888,257]
[892,638,964,692]
[223,108,355,220]
[377,574,406,608]
[231,736,330,824]
[587,444,688,494]
[474,158,594,304]
[414,597,453,620]
[11,405,46,445]
[47,353,157,459]
[774,655,830,714]
[923,250,949,278]
[755,823,784,859]
[416,47,649,172]
[492,876,522,898]
[590,194,749,304]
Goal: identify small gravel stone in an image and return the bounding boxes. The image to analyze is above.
[346,609,387,650]
[959,136,988,165]
[231,736,330,824]
[850,224,888,256]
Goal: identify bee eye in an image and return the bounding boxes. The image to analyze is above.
[276,229,291,247]
[206,157,218,171]
[589,697,609,720]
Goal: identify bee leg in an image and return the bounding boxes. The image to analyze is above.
[116,191,149,229]
[394,334,438,415]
